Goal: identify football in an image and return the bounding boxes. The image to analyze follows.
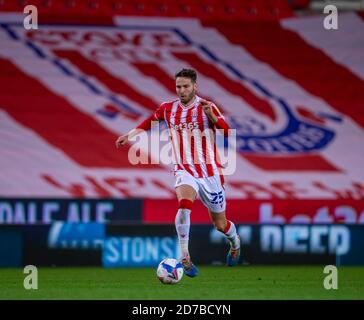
[156,258,184,284]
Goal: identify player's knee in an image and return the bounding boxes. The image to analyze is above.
[179,199,193,210]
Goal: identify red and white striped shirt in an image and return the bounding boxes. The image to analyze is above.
[136,96,230,179]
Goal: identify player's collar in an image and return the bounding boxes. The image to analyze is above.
[179,96,200,110]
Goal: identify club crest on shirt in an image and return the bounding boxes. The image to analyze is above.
[192,108,198,118]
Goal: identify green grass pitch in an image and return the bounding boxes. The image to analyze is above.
[0,266,363,300]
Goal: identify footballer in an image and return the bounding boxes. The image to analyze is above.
[115,68,241,277]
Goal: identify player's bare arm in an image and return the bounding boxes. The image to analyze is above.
[115,128,143,148]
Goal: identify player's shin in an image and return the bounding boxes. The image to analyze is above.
[221,220,240,249]
[175,199,193,259]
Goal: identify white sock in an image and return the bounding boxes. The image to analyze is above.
[175,208,191,258]
[221,220,240,249]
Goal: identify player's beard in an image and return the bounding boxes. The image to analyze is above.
[180,90,196,105]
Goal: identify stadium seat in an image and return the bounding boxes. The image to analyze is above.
[0,0,295,21]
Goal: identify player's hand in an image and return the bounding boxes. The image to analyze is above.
[200,99,214,117]
[115,134,129,148]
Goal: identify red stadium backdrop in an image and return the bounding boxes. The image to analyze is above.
[1,8,364,224]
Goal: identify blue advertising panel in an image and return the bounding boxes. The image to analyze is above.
[0,227,22,267]
[0,223,363,267]
[102,236,179,267]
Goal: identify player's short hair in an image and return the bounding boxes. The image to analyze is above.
[175,68,197,83]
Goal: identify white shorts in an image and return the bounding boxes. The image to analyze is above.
[174,170,226,213]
